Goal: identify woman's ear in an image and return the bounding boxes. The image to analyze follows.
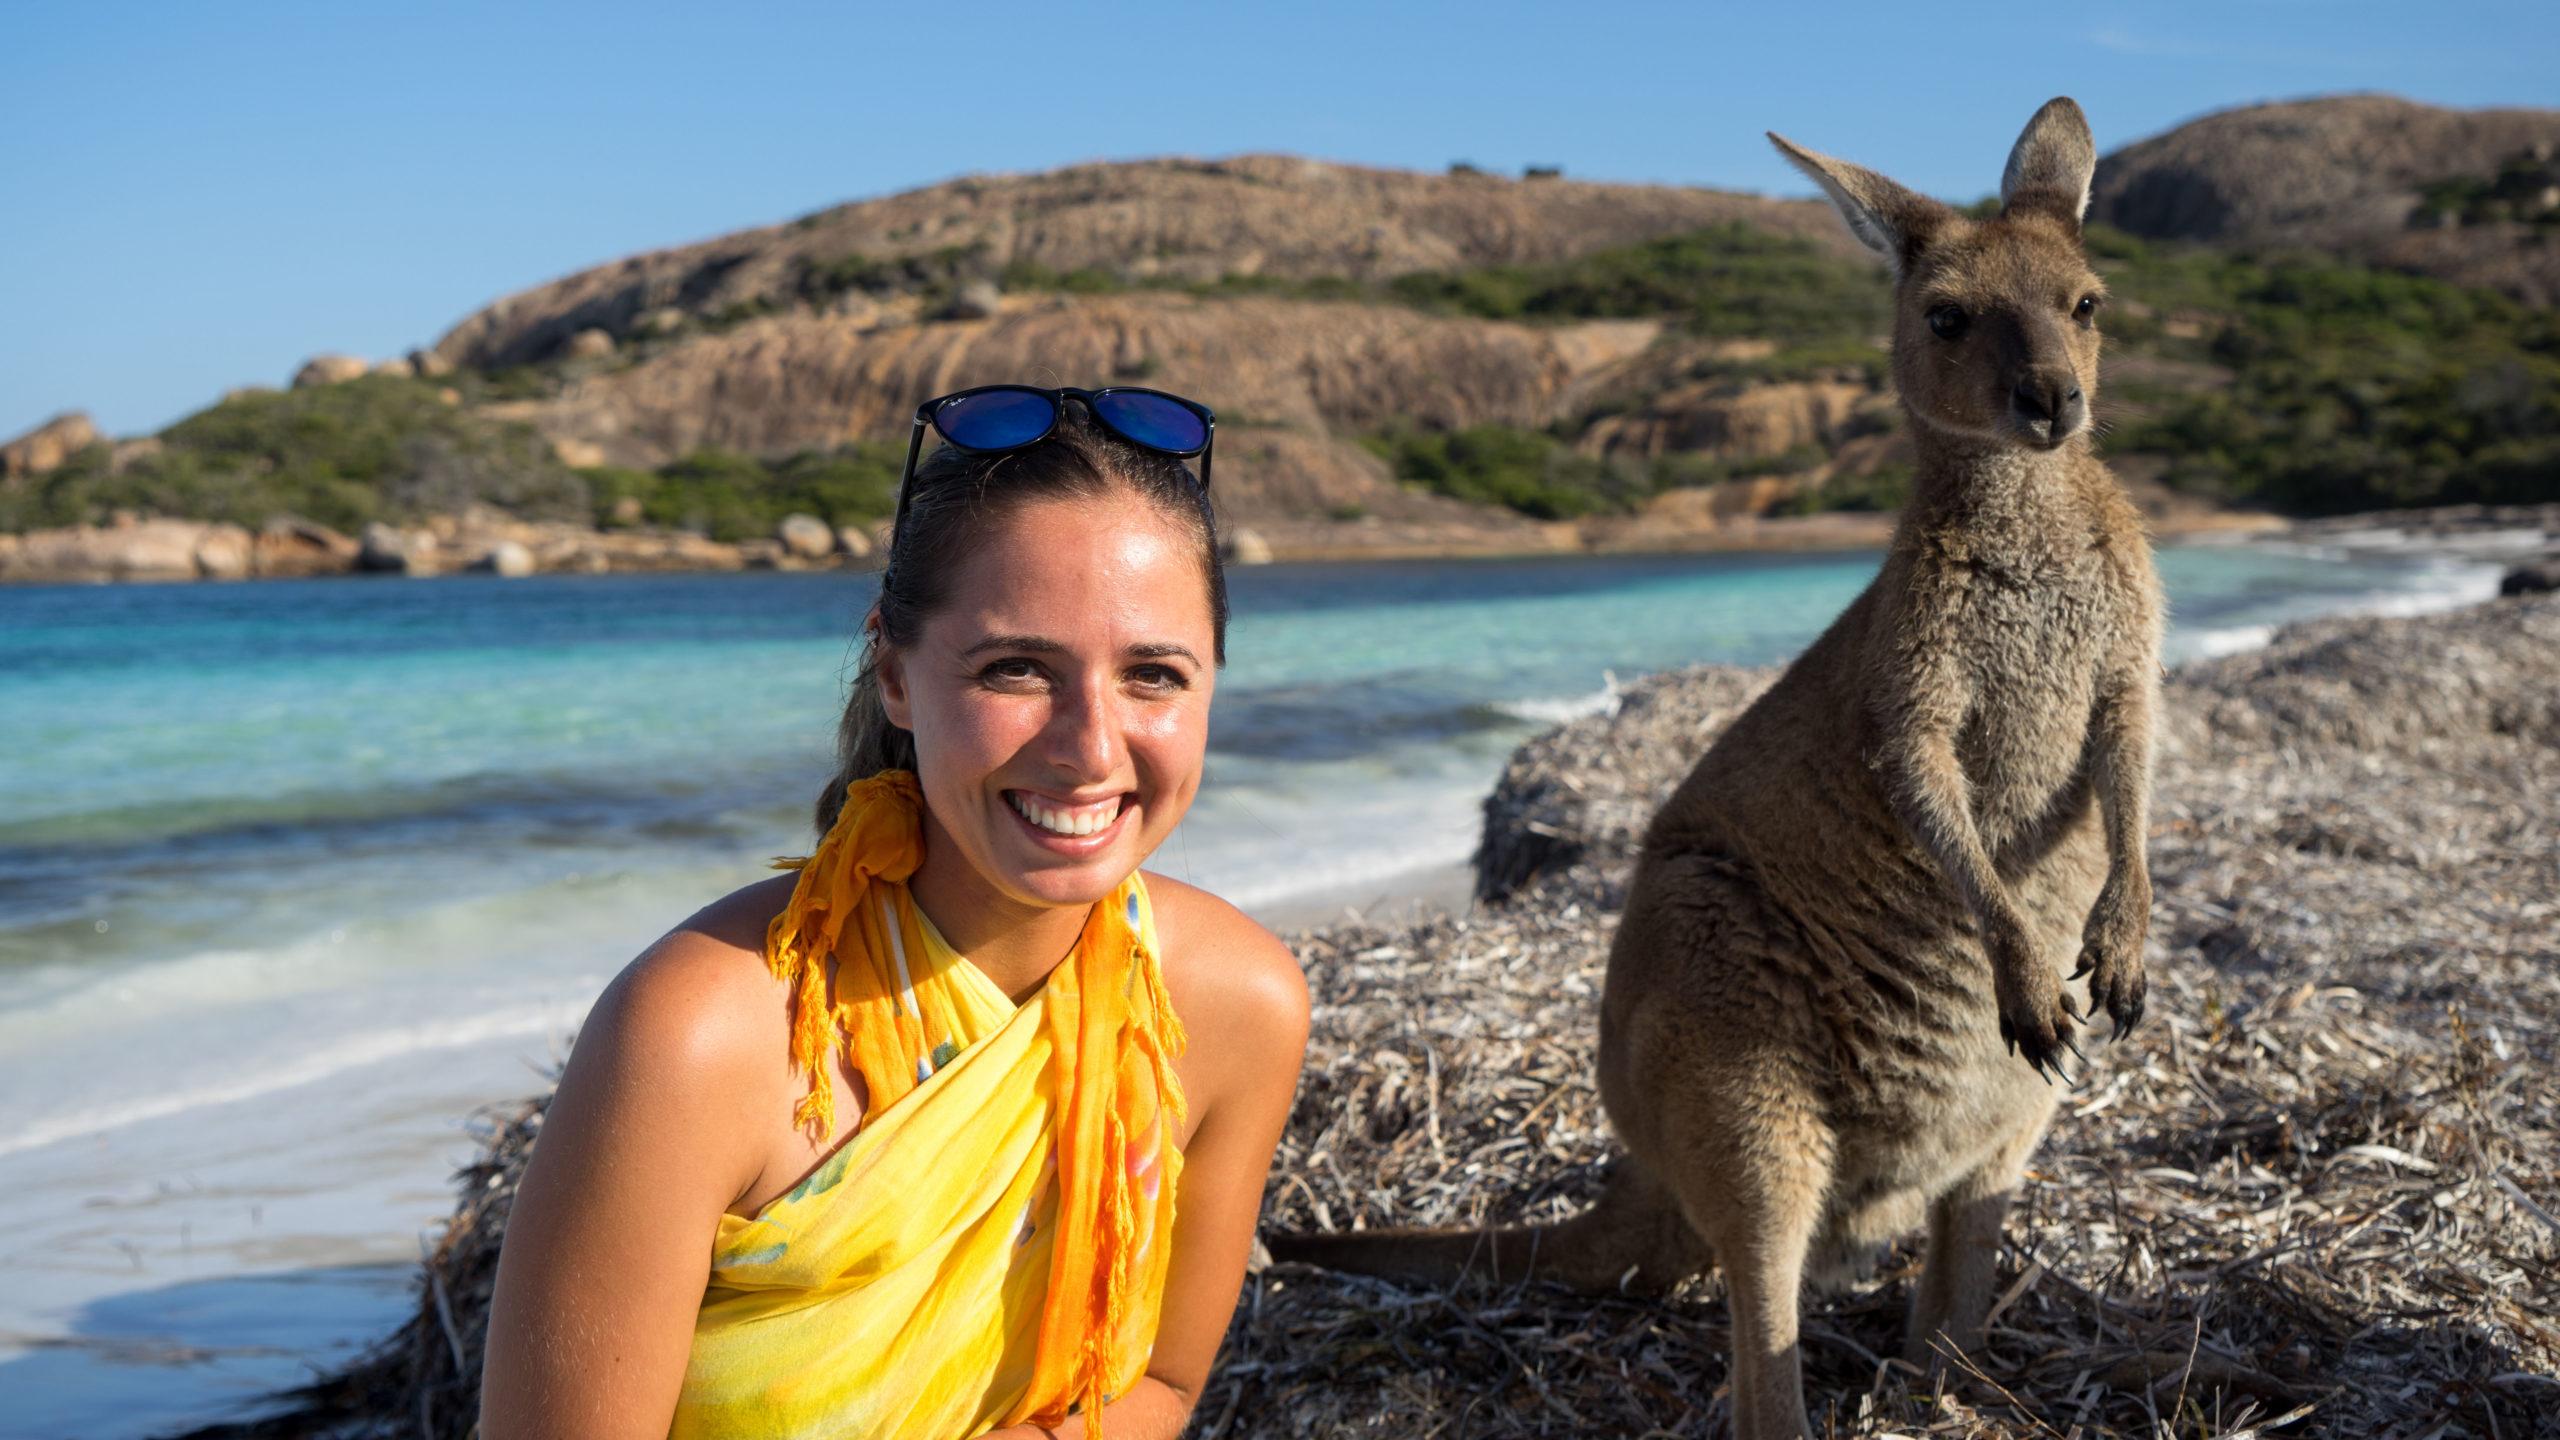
[871,612,915,730]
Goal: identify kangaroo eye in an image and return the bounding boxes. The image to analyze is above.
[1926,305,1969,341]
[2074,294,2101,323]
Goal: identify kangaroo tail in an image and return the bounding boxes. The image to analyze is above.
[1266,1158,1710,1297]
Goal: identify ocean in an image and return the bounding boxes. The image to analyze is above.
[0,538,2510,1437]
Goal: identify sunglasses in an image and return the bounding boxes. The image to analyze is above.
[896,384,1216,528]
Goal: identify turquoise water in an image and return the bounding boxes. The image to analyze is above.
[0,539,2508,1437]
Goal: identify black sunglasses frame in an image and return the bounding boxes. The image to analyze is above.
[894,384,1216,530]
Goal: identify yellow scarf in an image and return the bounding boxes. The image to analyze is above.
[672,771,1187,1439]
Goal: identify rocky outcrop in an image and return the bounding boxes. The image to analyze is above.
[1580,377,1887,461]
[2500,552,2560,596]
[429,155,1865,370]
[2090,95,2560,301]
[2,411,102,480]
[293,354,375,388]
[252,517,361,576]
[0,516,263,582]
[0,507,820,584]
[483,293,1660,525]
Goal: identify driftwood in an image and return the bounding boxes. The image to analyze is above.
[187,594,2560,1439]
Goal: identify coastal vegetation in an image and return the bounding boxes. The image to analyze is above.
[0,377,904,541]
[0,377,584,535]
[994,218,2559,521]
[579,446,903,541]
[2090,228,2560,513]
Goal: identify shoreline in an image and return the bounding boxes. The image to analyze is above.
[0,498,2359,588]
[11,498,2545,589]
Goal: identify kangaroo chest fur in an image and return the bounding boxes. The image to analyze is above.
[1927,501,2123,858]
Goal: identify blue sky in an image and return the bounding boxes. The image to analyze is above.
[5,0,2554,440]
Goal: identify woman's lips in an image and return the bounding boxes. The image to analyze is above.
[1002,789,1132,852]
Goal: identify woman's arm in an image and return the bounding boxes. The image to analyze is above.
[479,893,792,1439]
[988,884,1310,1438]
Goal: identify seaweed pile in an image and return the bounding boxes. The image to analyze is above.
[193,593,2560,1439]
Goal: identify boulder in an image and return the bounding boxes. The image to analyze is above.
[108,437,164,474]
[373,356,416,380]
[562,328,617,361]
[471,540,536,578]
[834,524,874,560]
[293,354,373,388]
[737,538,786,569]
[358,522,419,574]
[2501,553,2560,596]
[407,347,456,378]
[192,524,254,580]
[2,411,101,478]
[608,495,646,527]
[945,280,1003,320]
[253,516,359,577]
[1224,526,1275,565]
[634,307,688,339]
[776,513,835,559]
[550,437,608,469]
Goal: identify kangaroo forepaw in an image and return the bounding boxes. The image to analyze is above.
[1995,980,2077,1083]
[2074,934,2148,1042]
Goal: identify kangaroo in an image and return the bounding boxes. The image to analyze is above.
[1273,99,2161,1438]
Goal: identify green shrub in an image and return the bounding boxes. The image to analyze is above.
[0,376,585,534]
[1361,424,1646,520]
[1385,223,1888,343]
[2097,232,2560,512]
[589,445,903,541]
[1787,462,1913,514]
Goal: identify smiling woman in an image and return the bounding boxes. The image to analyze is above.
[478,394,1309,1440]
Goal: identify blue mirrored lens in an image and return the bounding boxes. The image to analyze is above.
[934,389,1055,450]
[1092,392,1208,454]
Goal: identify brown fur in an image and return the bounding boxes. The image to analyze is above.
[1271,99,2163,1439]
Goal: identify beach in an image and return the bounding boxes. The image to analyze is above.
[0,532,2525,1439]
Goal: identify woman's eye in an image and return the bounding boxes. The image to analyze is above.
[980,659,1044,685]
[1128,664,1188,691]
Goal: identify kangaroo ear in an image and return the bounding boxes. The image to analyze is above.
[1767,132,1952,277]
[2000,96,2096,225]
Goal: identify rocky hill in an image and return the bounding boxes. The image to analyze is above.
[8,97,2558,582]
[431,155,1864,369]
[2091,94,2560,302]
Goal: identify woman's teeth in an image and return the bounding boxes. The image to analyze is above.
[1007,792,1122,838]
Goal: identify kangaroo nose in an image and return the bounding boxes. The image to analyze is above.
[2011,374,2086,440]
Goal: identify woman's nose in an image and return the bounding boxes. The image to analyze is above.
[1046,677,1119,780]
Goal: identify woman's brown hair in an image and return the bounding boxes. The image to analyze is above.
[814,403,1229,834]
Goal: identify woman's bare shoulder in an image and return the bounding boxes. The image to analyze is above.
[571,873,803,1106]
[1140,873,1310,1052]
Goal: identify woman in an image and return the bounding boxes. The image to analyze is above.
[482,386,1311,1439]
